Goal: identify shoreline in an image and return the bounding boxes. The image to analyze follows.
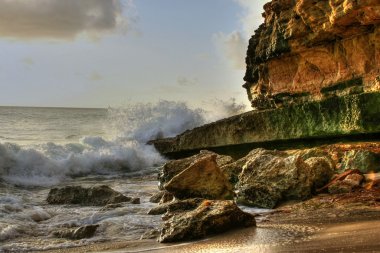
[41,190,380,253]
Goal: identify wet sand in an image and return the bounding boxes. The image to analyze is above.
[43,190,380,253]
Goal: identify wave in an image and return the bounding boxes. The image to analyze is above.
[0,100,247,187]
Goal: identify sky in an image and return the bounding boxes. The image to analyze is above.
[0,0,267,108]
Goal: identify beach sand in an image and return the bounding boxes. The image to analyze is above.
[43,191,380,253]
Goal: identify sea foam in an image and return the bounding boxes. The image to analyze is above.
[0,100,246,187]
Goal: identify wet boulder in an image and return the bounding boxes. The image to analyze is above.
[236,148,335,208]
[158,150,234,189]
[164,154,234,200]
[53,224,99,240]
[47,185,131,206]
[159,200,256,243]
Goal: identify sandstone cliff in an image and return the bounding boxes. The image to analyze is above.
[244,0,380,109]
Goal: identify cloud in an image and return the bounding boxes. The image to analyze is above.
[235,0,267,38]
[0,0,130,40]
[215,0,266,69]
[22,57,35,66]
[177,76,198,86]
[214,31,246,69]
[89,71,103,81]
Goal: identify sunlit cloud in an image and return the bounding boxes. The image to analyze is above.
[215,0,266,69]
[0,0,131,40]
[214,31,246,69]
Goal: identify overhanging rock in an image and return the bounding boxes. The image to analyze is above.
[150,92,380,158]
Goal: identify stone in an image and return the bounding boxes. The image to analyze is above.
[340,150,380,174]
[244,0,380,109]
[164,154,234,200]
[150,92,380,159]
[130,197,140,204]
[236,148,335,208]
[158,150,234,189]
[159,200,256,243]
[149,191,165,203]
[159,191,174,204]
[148,198,204,216]
[53,224,99,240]
[46,185,131,206]
[328,172,364,194]
[140,229,160,240]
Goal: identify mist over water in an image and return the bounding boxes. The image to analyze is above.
[0,100,246,187]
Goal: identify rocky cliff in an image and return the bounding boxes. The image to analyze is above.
[244,0,380,110]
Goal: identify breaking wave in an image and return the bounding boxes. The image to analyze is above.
[0,100,246,187]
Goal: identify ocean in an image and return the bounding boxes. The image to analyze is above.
[0,102,203,251]
[0,101,245,252]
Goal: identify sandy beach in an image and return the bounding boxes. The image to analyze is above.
[41,190,380,253]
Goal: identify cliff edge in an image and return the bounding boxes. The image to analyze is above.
[244,0,380,109]
[151,0,380,158]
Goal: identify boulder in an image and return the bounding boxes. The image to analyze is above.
[148,198,204,216]
[53,224,99,240]
[47,185,131,206]
[130,197,140,204]
[328,172,364,194]
[158,150,234,189]
[236,148,335,208]
[159,200,256,243]
[340,150,380,174]
[164,154,234,200]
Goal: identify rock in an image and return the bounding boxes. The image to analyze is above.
[244,0,380,109]
[328,172,364,194]
[220,158,247,185]
[100,203,123,211]
[130,197,140,204]
[159,191,174,204]
[158,150,234,189]
[53,224,99,240]
[148,198,204,216]
[47,185,131,206]
[164,154,234,200]
[318,169,362,193]
[340,150,380,174]
[236,148,335,208]
[159,200,256,243]
[149,191,165,203]
[140,229,160,240]
[150,92,380,159]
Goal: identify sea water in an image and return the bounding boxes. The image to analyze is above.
[0,101,245,252]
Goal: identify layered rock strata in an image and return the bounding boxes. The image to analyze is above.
[151,92,380,158]
[244,0,380,109]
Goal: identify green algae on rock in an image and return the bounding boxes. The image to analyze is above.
[151,92,380,158]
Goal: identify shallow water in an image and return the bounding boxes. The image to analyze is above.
[0,174,162,252]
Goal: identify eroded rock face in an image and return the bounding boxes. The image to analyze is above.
[244,0,380,109]
[236,148,335,208]
[159,200,256,243]
[164,154,234,200]
[47,185,131,206]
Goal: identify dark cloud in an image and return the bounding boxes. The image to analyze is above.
[0,0,127,40]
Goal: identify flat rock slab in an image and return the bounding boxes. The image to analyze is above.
[151,92,380,158]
